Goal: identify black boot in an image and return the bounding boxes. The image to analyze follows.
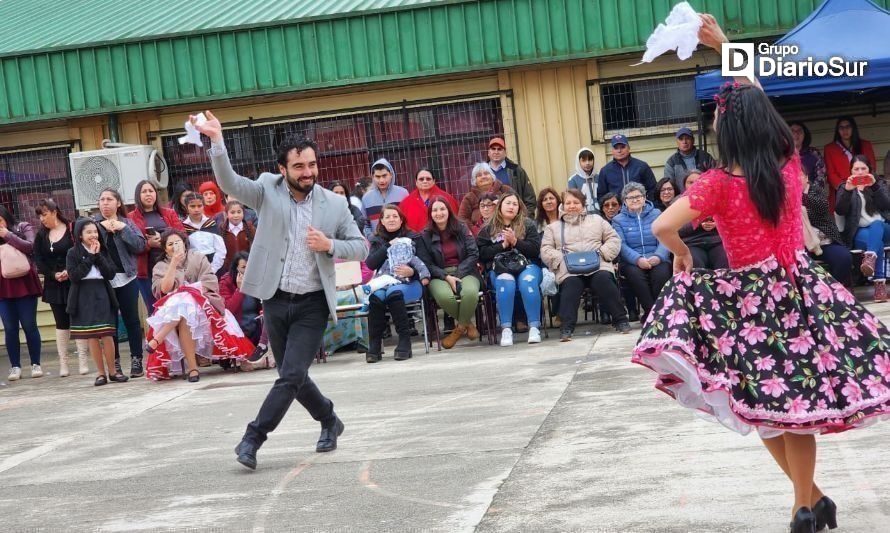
[386,292,413,361]
[366,297,386,363]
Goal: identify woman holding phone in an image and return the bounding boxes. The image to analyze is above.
[129,180,185,312]
[835,155,890,301]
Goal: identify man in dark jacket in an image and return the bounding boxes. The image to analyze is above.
[487,137,537,217]
[663,127,715,193]
[596,134,657,203]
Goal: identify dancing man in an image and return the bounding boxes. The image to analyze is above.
[633,15,890,533]
[193,111,368,470]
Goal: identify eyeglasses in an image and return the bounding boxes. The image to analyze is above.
[416,177,434,182]
[625,195,645,201]
[479,202,496,208]
[603,202,620,208]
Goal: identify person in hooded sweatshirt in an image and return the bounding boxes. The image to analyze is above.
[566,147,599,213]
[611,182,671,320]
[360,158,409,238]
[597,134,657,204]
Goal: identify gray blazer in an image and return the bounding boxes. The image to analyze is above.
[209,146,368,320]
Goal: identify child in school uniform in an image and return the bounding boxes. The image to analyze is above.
[181,192,226,275]
[219,200,255,274]
[66,218,129,386]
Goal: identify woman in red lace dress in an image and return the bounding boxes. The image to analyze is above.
[632,15,890,533]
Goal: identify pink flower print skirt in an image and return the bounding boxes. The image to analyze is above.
[632,251,890,438]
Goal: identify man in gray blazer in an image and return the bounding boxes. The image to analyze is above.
[193,111,368,470]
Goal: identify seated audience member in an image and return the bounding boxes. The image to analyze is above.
[663,127,714,192]
[401,169,459,232]
[799,166,853,287]
[181,192,226,274]
[678,170,728,270]
[416,198,482,349]
[364,205,430,362]
[611,182,671,319]
[219,252,271,367]
[470,192,498,237]
[536,187,563,326]
[477,192,543,346]
[219,200,255,274]
[540,189,631,341]
[145,230,252,382]
[835,155,890,301]
[459,163,512,228]
[790,121,827,188]
[596,193,621,225]
[654,178,677,211]
[330,181,366,234]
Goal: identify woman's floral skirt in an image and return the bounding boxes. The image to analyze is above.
[632,252,890,438]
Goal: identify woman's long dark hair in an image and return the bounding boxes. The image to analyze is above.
[375,204,411,240]
[535,187,561,227]
[34,198,70,235]
[833,115,863,154]
[170,182,193,219]
[788,120,812,151]
[134,180,160,213]
[228,250,250,280]
[98,188,129,219]
[0,204,20,240]
[425,196,464,237]
[715,83,794,226]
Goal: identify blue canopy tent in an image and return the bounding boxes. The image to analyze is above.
[694,0,890,100]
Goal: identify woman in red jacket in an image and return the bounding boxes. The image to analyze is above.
[400,169,459,232]
[128,180,185,312]
[824,116,876,212]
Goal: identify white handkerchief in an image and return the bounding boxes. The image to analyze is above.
[178,112,207,146]
[640,2,702,63]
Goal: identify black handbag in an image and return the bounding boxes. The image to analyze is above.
[561,220,600,275]
[493,249,530,276]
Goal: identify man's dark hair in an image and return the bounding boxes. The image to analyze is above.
[276,136,319,167]
[372,163,390,174]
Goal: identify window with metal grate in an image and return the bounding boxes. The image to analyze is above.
[0,144,77,227]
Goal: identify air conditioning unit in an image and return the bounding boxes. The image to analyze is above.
[68,145,169,210]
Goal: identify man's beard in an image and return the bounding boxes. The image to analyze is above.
[286,174,316,194]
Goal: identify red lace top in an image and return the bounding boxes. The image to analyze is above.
[685,155,804,270]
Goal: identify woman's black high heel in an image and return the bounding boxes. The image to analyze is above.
[813,496,838,531]
[790,507,816,533]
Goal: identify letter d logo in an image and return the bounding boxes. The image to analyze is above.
[721,43,755,84]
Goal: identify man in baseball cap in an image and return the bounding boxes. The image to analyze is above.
[664,127,714,192]
[486,136,537,216]
[596,133,657,203]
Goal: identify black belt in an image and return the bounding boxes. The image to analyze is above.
[271,289,324,302]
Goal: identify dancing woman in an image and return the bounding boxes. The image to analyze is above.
[632,15,890,533]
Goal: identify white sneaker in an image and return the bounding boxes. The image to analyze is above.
[500,328,514,347]
[31,364,44,378]
[8,367,21,381]
[527,327,542,344]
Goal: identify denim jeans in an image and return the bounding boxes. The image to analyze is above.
[489,264,542,329]
[852,221,890,278]
[0,296,41,367]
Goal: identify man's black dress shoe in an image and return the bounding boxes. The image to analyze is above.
[235,440,258,470]
[316,417,345,453]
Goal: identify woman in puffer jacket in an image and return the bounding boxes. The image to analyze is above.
[611,182,671,319]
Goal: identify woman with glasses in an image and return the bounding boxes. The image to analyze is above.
[611,182,671,319]
[654,178,677,211]
[401,169,459,232]
[459,163,512,229]
[824,116,877,212]
[470,193,499,237]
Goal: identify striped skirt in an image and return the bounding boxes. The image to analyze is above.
[70,279,117,339]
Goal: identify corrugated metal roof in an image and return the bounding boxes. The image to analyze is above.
[4,0,888,126]
[0,0,445,56]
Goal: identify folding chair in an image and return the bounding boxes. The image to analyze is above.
[427,287,497,350]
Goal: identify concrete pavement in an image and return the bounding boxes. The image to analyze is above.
[2,304,890,532]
